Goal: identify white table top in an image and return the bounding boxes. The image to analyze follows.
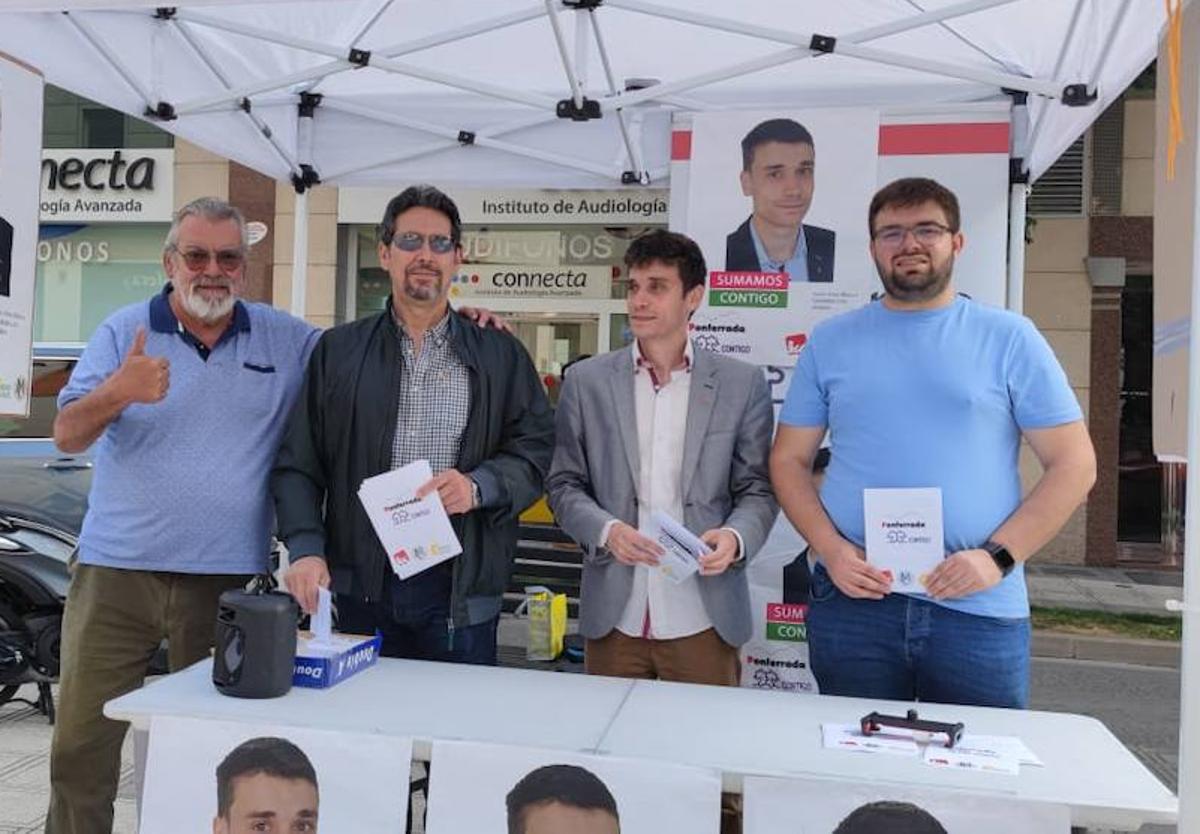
[105,658,636,760]
[595,677,1178,831]
[106,659,1177,830]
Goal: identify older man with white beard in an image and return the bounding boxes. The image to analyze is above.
[45,197,321,834]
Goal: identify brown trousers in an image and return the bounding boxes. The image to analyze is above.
[585,627,741,686]
[45,564,250,834]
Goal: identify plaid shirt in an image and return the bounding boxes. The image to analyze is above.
[390,310,472,472]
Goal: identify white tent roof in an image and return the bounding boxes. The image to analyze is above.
[0,0,1162,190]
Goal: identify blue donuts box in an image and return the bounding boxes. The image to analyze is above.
[292,632,383,689]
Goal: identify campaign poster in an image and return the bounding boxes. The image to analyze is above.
[0,53,43,417]
[743,776,1070,833]
[425,739,721,834]
[139,715,413,833]
[684,108,880,367]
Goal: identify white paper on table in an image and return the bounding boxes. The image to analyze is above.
[310,586,334,646]
[953,734,1043,767]
[821,723,920,756]
[357,459,462,580]
[922,740,1021,775]
[646,510,710,584]
[863,487,945,594]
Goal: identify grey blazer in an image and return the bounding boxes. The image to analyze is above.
[546,345,778,647]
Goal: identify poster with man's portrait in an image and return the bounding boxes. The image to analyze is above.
[743,776,1070,833]
[681,108,880,366]
[139,716,413,833]
[425,740,722,834]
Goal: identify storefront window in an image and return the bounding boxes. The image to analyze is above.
[33,224,169,343]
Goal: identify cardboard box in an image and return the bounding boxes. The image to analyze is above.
[292,632,382,689]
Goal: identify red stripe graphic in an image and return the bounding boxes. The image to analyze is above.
[878,123,1009,155]
[671,130,692,161]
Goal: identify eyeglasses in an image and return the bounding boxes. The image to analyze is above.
[390,231,456,254]
[175,247,245,272]
[872,222,954,248]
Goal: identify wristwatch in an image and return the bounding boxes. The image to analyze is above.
[983,540,1016,578]
[468,476,481,509]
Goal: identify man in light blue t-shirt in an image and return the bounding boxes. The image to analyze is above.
[45,198,319,834]
[770,178,1096,709]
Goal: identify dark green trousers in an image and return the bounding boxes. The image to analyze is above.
[45,564,249,834]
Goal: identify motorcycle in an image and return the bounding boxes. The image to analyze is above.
[0,514,72,723]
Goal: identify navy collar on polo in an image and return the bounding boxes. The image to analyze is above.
[149,283,250,361]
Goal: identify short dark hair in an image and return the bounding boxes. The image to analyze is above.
[868,177,961,235]
[215,737,319,818]
[741,118,815,170]
[377,184,463,246]
[506,764,619,834]
[833,801,948,834]
[623,229,706,294]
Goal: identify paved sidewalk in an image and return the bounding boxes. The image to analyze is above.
[1026,564,1184,669]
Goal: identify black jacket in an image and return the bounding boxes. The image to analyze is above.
[271,306,554,627]
[725,217,836,282]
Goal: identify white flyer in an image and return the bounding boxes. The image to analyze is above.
[922,739,1021,775]
[358,459,462,580]
[646,510,710,583]
[863,487,945,594]
[820,723,920,756]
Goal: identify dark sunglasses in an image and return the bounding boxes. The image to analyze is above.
[390,231,456,255]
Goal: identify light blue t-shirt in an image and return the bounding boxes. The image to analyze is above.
[779,296,1083,618]
[60,286,319,574]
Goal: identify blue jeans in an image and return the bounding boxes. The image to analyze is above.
[807,564,1030,708]
[334,563,498,666]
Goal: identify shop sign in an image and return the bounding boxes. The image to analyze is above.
[340,187,668,225]
[449,264,611,300]
[462,229,621,266]
[39,148,174,222]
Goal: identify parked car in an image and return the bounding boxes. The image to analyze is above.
[0,343,86,717]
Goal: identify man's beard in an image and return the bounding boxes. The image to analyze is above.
[876,252,954,302]
[403,264,444,302]
[177,278,236,323]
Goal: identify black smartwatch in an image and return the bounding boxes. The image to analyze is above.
[983,540,1016,578]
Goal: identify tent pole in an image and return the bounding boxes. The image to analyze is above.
[172,20,303,177]
[291,190,309,320]
[544,0,585,109]
[606,0,1024,50]
[62,13,155,110]
[1006,182,1027,314]
[319,100,622,181]
[1175,19,1200,826]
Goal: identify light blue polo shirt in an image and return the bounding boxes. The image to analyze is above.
[60,285,320,574]
[779,296,1083,618]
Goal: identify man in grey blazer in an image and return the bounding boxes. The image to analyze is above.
[547,230,777,686]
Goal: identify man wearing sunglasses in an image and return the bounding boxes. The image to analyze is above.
[46,197,321,834]
[770,177,1095,708]
[273,184,554,665]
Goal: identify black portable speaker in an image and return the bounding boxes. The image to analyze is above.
[212,583,298,699]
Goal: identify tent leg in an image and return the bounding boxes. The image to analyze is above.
[1176,58,1200,831]
[1006,181,1027,314]
[291,191,309,319]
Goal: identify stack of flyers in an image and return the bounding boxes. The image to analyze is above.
[357,459,462,580]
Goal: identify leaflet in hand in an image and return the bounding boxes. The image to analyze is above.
[863,487,944,595]
[646,510,710,584]
[357,459,462,580]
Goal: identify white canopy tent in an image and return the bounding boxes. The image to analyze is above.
[0,0,1188,827]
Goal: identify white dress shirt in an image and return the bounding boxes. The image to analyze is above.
[602,339,716,640]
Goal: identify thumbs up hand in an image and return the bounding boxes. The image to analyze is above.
[115,327,170,404]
